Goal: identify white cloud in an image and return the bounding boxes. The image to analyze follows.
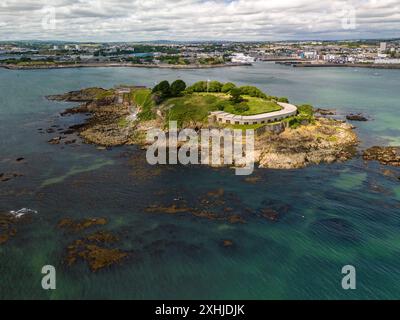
[0,0,398,41]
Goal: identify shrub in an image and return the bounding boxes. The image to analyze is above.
[208,81,223,92]
[152,80,171,97]
[216,100,230,111]
[297,104,314,116]
[221,82,236,93]
[170,80,186,96]
[278,97,289,103]
[186,81,208,93]
[239,86,267,99]
[230,88,243,104]
[234,103,250,113]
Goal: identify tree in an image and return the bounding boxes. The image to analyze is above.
[230,88,243,104]
[278,97,289,103]
[239,86,267,99]
[152,80,170,97]
[170,80,186,96]
[297,104,314,116]
[186,81,207,93]
[208,81,223,92]
[221,82,236,93]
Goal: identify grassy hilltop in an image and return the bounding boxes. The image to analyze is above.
[129,80,293,128]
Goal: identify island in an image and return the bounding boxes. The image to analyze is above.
[47,80,359,169]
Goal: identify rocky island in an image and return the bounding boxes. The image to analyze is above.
[47,80,359,170]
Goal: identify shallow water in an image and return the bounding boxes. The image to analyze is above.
[0,62,399,299]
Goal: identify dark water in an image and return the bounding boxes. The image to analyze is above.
[0,63,399,299]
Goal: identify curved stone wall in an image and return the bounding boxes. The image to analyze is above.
[209,102,298,125]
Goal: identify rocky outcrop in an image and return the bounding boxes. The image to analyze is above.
[363,146,400,167]
[346,113,368,121]
[257,118,358,169]
[49,87,359,169]
[47,87,114,103]
[315,108,336,116]
[48,87,134,146]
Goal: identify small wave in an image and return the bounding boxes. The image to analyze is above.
[9,208,38,218]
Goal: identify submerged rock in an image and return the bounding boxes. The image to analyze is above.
[222,240,234,247]
[0,210,34,245]
[363,146,400,167]
[0,172,23,182]
[65,232,128,272]
[58,217,108,233]
[260,208,280,222]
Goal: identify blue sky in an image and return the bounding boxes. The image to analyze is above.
[0,0,399,41]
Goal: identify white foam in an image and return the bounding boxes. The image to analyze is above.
[9,208,38,218]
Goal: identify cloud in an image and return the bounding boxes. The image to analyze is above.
[0,0,398,41]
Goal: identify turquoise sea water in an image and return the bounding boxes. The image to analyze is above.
[0,62,399,299]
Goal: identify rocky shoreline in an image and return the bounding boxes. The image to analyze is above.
[0,62,251,71]
[255,118,358,169]
[46,86,365,170]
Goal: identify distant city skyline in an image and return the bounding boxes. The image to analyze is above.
[0,0,399,42]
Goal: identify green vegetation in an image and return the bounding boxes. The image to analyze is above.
[221,82,236,93]
[286,104,315,128]
[238,86,267,99]
[186,81,208,93]
[226,123,266,131]
[139,80,288,129]
[159,55,189,65]
[130,89,156,121]
[229,88,244,104]
[224,96,282,115]
[165,94,221,127]
[170,80,187,96]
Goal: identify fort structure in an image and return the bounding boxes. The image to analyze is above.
[209,102,298,125]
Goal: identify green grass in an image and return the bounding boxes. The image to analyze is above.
[165,92,283,127]
[129,89,156,121]
[226,123,266,131]
[165,94,222,127]
[194,92,281,115]
[223,95,282,115]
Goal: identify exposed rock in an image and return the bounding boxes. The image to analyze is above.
[363,146,400,167]
[346,113,368,121]
[47,87,114,103]
[48,136,63,145]
[257,118,358,169]
[315,108,336,115]
[64,139,76,145]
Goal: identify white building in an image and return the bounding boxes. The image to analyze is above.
[231,53,255,63]
[375,58,400,64]
[380,42,387,53]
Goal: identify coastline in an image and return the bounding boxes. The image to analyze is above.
[292,63,400,69]
[0,62,252,71]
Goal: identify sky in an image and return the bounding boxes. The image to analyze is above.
[0,0,399,41]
